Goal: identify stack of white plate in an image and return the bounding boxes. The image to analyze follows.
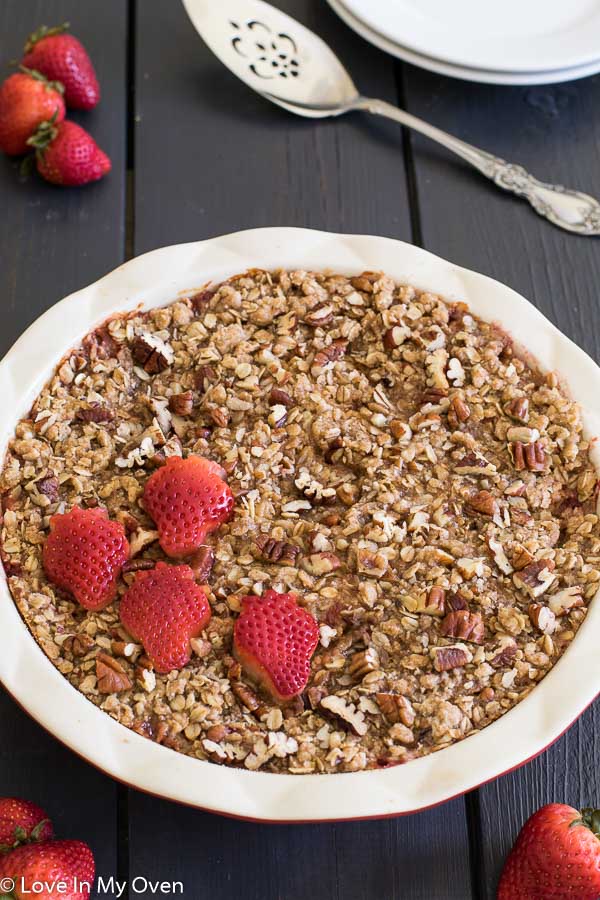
[326,0,600,85]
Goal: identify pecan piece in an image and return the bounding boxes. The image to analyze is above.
[320,695,367,735]
[255,534,300,565]
[210,407,230,428]
[376,693,415,726]
[548,586,584,616]
[122,558,155,573]
[432,645,471,672]
[513,558,556,598]
[383,326,408,350]
[323,436,344,464]
[35,472,59,501]
[131,333,173,374]
[301,552,341,576]
[454,453,496,477]
[505,397,529,423]
[188,545,215,582]
[190,289,215,311]
[304,304,333,326]
[195,364,217,392]
[446,590,468,612]
[269,387,294,407]
[421,387,448,406]
[425,586,446,615]
[528,603,556,635]
[63,633,95,657]
[348,647,380,680]
[440,610,485,644]
[511,440,547,472]
[82,326,119,360]
[168,391,194,416]
[313,339,347,369]
[466,490,499,518]
[450,394,471,422]
[76,403,114,424]
[96,652,132,693]
[511,545,534,571]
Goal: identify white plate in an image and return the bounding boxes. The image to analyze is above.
[1,228,600,822]
[341,0,600,75]
[328,0,600,86]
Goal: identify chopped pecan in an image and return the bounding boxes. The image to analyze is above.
[383,326,408,350]
[505,397,529,423]
[421,387,448,406]
[188,545,215,582]
[210,407,230,428]
[301,552,341,576]
[446,590,468,611]
[355,547,388,578]
[348,647,380,680]
[376,693,415,726]
[150,434,183,467]
[432,645,471,672]
[190,289,215,311]
[269,387,294,407]
[96,652,132,693]
[255,534,300,565]
[513,558,556,598]
[466,490,499,518]
[304,304,333,326]
[313,339,347,368]
[450,394,471,423]
[548,586,584,617]
[131,333,173,374]
[510,507,533,526]
[320,695,368,735]
[35,472,59,501]
[231,680,266,716]
[490,641,517,668]
[528,603,556,635]
[454,453,496,476]
[425,586,446,615]
[190,637,212,658]
[323,436,344,464]
[122,557,155,573]
[306,683,329,709]
[63,633,95,657]
[511,545,534,570]
[205,724,231,743]
[511,440,547,472]
[82,326,119,360]
[76,403,114,424]
[195,365,217,392]
[168,391,194,416]
[390,419,412,442]
[440,610,484,644]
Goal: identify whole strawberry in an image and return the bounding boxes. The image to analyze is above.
[0,799,53,854]
[43,506,129,610]
[143,456,234,558]
[234,590,319,701]
[0,69,65,156]
[22,24,100,110]
[0,839,94,900]
[120,562,212,672]
[28,120,111,186]
[497,803,600,899]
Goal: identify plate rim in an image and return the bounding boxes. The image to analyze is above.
[1,226,599,822]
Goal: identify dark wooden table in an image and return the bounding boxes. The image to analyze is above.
[2,2,600,898]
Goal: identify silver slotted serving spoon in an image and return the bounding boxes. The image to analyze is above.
[182,0,600,236]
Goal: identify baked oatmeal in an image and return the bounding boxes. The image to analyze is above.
[1,268,599,774]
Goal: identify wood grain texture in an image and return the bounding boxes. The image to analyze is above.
[130,3,473,899]
[0,0,128,890]
[401,64,600,898]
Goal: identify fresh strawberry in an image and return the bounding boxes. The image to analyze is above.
[120,562,211,673]
[0,839,94,900]
[0,800,53,854]
[43,506,129,611]
[0,69,65,156]
[28,120,111,187]
[233,590,319,702]
[22,24,100,110]
[497,803,600,900]
[143,456,234,558]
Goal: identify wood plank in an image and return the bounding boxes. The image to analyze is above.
[401,64,600,898]
[0,0,128,889]
[130,3,473,899]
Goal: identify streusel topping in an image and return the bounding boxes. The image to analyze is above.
[1,268,598,773]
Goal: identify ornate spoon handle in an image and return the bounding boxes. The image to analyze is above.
[353,96,600,236]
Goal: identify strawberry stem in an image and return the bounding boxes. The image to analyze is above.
[26,114,59,154]
[18,65,64,94]
[24,22,70,54]
[579,808,600,837]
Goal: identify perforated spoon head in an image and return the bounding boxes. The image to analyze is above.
[182,0,360,116]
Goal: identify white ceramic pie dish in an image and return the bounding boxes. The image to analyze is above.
[1,227,599,822]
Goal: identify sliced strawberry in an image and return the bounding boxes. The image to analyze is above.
[119,562,211,673]
[0,799,53,853]
[43,507,129,611]
[143,455,234,557]
[233,590,319,702]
